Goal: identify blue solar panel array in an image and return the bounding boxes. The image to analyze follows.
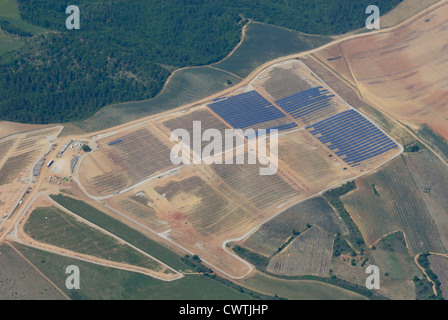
[208,90,286,129]
[275,87,335,121]
[306,110,398,166]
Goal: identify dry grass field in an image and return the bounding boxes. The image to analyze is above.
[0,243,65,300]
[315,2,448,142]
[331,256,416,300]
[267,226,334,277]
[428,254,448,299]
[242,197,346,257]
[277,130,355,194]
[343,149,448,254]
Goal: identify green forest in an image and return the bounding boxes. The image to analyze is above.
[0,0,402,124]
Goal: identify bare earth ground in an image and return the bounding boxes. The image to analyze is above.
[0,121,54,140]
[0,127,62,224]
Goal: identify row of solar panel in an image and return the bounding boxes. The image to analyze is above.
[275,87,335,121]
[308,110,398,165]
[208,90,287,129]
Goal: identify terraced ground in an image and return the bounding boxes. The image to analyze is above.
[79,126,177,195]
[12,243,253,300]
[160,109,231,154]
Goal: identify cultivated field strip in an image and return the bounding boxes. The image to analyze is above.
[343,152,448,254]
[212,162,300,209]
[0,150,37,185]
[0,138,15,162]
[154,176,253,236]
[161,109,232,154]
[267,226,334,277]
[428,255,448,299]
[243,197,346,256]
[403,150,448,250]
[24,206,163,271]
[100,127,176,183]
[119,199,168,232]
[331,258,416,300]
[262,68,312,100]
[91,171,129,194]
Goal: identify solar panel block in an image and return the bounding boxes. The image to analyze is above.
[275,87,336,122]
[208,90,286,129]
[307,110,399,166]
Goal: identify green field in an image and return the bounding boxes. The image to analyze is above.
[0,243,66,300]
[12,243,253,300]
[375,231,408,254]
[214,22,331,78]
[50,194,187,271]
[0,0,47,58]
[0,0,45,33]
[24,206,164,271]
[0,31,21,57]
[369,249,416,281]
[239,272,367,300]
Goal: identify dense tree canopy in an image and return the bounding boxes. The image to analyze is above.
[0,0,402,124]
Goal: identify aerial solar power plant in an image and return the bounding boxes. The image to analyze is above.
[2,0,448,303]
[72,59,402,279]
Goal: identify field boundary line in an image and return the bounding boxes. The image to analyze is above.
[6,241,71,300]
[103,203,255,280]
[9,193,183,281]
[44,195,183,280]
